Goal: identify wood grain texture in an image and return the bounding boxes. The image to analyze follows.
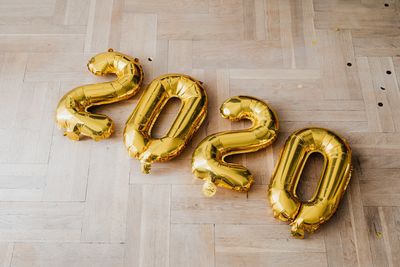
[0,0,399,266]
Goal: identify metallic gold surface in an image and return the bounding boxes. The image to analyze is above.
[192,96,279,197]
[124,74,208,174]
[268,128,352,238]
[55,49,144,141]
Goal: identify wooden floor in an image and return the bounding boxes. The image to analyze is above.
[0,0,400,266]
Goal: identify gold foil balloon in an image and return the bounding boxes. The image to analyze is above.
[124,74,208,174]
[268,128,352,238]
[192,96,279,197]
[56,49,144,141]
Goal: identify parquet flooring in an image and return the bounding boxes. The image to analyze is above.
[0,0,400,266]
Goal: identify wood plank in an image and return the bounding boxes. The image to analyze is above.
[124,185,170,267]
[81,137,130,242]
[215,225,327,267]
[11,243,124,267]
[0,202,84,242]
[170,224,214,267]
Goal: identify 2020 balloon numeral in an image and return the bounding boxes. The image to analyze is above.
[124,74,207,174]
[268,128,352,238]
[56,50,143,141]
[191,96,279,197]
[55,50,352,238]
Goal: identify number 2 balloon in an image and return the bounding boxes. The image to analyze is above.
[56,49,143,141]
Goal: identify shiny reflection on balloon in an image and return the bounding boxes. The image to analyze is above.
[56,49,143,141]
[124,73,208,174]
[268,127,352,238]
[192,96,279,197]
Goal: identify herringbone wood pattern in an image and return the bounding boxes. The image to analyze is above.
[0,0,399,266]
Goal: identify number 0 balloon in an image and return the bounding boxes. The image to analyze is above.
[268,128,352,238]
[55,50,144,141]
[192,96,279,197]
[124,74,208,174]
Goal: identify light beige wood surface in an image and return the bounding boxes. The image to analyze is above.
[0,0,399,266]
